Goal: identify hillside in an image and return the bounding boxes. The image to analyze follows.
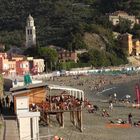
[0,0,140,67]
[0,0,139,48]
[83,32,106,50]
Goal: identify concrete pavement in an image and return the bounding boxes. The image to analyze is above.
[2,107,19,140]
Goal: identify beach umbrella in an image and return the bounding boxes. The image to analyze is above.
[126,95,131,99]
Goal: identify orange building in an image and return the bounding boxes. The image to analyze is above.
[119,33,140,56]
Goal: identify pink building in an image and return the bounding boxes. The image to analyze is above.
[0,53,44,76]
[0,53,16,75]
[16,60,30,75]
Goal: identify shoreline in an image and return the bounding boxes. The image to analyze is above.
[45,73,140,99]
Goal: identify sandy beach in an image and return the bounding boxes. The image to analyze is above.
[40,73,140,140]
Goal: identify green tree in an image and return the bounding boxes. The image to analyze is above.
[131,24,140,38]
[88,49,103,67]
[93,0,131,14]
[38,47,58,71]
[129,0,140,16]
[24,47,39,57]
[67,33,87,50]
[114,18,132,33]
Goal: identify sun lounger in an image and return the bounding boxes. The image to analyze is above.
[106,123,131,128]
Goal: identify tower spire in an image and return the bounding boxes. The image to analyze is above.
[25,14,36,47]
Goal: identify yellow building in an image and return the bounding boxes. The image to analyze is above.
[119,33,140,56]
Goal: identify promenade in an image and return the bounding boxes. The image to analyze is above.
[1,107,19,140]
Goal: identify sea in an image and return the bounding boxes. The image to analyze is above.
[92,79,140,102]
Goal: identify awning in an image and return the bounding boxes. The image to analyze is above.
[48,84,84,100]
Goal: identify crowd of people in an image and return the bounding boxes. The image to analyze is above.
[85,93,140,127]
[36,93,83,112]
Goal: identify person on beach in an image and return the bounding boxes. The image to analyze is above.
[54,136,63,140]
[128,113,132,125]
[102,109,110,117]
[87,104,94,113]
[114,93,117,103]
[109,101,113,110]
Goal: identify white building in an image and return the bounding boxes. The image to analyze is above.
[26,14,36,47]
[27,57,45,74]
[109,11,139,28]
[33,59,45,73]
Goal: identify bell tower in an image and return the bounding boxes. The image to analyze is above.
[26,14,36,47]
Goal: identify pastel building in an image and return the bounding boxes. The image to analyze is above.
[27,57,45,74]
[16,60,30,75]
[0,53,45,76]
[0,53,16,75]
[109,11,139,28]
[119,33,140,56]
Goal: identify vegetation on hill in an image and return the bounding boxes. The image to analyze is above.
[0,0,140,68]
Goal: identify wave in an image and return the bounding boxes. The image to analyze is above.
[96,87,116,95]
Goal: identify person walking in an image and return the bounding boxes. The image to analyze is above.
[10,100,14,112]
[0,98,3,113]
[6,96,10,108]
[2,97,5,107]
[128,113,132,125]
[114,93,117,103]
[109,100,113,110]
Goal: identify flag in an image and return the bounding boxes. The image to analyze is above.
[24,74,32,85]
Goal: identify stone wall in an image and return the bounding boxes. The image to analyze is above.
[0,74,3,97]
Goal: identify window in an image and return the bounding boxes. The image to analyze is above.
[28,30,30,35]
[30,30,32,35]
[65,52,67,57]
[20,64,23,68]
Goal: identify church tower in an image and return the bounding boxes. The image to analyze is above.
[26,14,36,47]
